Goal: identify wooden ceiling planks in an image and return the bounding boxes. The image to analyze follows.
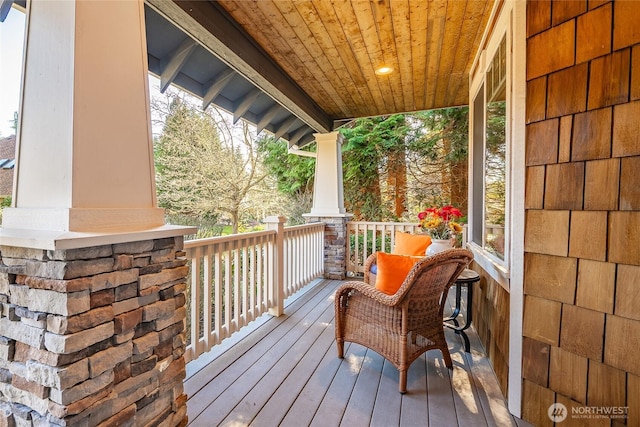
[305,0,376,118]
[215,0,494,123]
[447,0,492,107]
[433,0,467,108]
[424,1,447,111]
[270,0,353,116]
[371,0,405,114]
[409,0,429,114]
[349,0,396,115]
[221,0,335,113]
[390,0,415,112]
[329,0,387,115]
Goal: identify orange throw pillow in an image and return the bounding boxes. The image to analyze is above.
[375,252,422,295]
[392,231,431,256]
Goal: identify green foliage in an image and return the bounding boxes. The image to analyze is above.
[0,196,11,225]
[485,101,506,226]
[349,230,392,267]
[341,114,410,221]
[151,89,471,231]
[1,196,11,208]
[255,137,315,224]
[410,108,469,163]
[337,110,470,222]
[405,107,470,214]
[256,137,315,196]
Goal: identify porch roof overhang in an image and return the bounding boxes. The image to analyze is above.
[4,0,493,147]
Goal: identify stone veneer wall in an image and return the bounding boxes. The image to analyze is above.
[0,237,188,426]
[304,216,349,280]
[523,1,640,425]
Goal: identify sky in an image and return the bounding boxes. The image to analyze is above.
[0,8,25,137]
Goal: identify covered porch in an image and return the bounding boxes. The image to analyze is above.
[184,278,523,427]
[0,0,639,426]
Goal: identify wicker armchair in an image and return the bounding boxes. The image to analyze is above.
[335,248,473,393]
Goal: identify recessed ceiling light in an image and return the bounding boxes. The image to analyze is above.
[375,66,394,75]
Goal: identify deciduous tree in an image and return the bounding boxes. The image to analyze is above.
[153,94,268,234]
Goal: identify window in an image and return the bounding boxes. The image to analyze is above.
[471,36,507,265]
[469,19,516,286]
[484,36,507,261]
[467,2,526,413]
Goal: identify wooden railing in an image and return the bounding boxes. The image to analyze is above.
[183,218,324,362]
[346,221,469,276]
[283,222,325,298]
[346,221,421,276]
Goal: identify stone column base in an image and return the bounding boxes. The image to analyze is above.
[0,236,189,426]
[304,214,352,280]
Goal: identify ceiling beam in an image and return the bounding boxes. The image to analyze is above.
[159,37,198,93]
[297,133,316,148]
[202,68,235,110]
[233,88,261,124]
[256,104,281,134]
[147,0,333,133]
[288,125,312,148]
[273,116,299,141]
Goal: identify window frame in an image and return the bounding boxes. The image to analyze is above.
[466,2,527,418]
[467,5,520,291]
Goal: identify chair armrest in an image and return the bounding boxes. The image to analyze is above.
[363,252,378,286]
[335,280,397,307]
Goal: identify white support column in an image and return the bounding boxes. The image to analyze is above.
[0,0,178,250]
[309,131,346,216]
[0,3,194,425]
[304,131,351,279]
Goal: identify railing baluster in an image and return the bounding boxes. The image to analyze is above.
[189,246,202,361]
[231,241,244,332]
[214,245,222,344]
[184,222,324,362]
[344,221,422,277]
[257,239,264,312]
[224,242,232,336]
[242,241,249,324]
[203,245,212,352]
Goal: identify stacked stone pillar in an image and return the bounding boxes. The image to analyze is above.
[304,215,351,280]
[0,236,188,426]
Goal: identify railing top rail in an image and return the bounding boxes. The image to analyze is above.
[184,229,276,249]
[284,222,325,232]
[346,221,420,226]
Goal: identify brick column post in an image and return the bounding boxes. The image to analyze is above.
[0,236,189,426]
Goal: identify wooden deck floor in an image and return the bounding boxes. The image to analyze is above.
[184,279,527,427]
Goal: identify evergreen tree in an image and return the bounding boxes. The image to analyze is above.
[256,136,315,224]
[341,114,410,221]
[408,107,469,215]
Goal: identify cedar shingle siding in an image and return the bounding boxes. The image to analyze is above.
[522,1,640,424]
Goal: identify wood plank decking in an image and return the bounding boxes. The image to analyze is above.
[184,279,527,427]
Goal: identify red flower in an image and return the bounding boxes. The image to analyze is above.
[418,205,463,222]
